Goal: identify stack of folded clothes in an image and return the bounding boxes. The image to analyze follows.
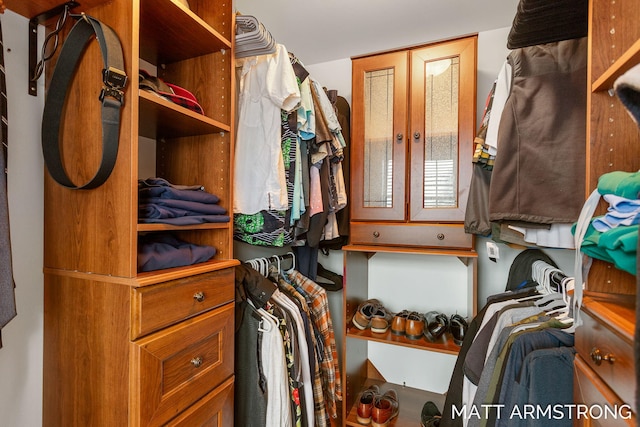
[138,232,216,272]
[138,177,230,225]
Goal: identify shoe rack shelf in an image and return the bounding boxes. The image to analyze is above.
[346,322,462,355]
[342,246,478,426]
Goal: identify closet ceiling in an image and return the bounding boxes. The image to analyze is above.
[234,0,519,65]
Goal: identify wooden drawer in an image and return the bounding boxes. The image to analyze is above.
[131,304,234,427]
[575,308,634,406]
[131,268,234,339]
[165,377,234,427]
[574,354,635,426]
[350,221,473,249]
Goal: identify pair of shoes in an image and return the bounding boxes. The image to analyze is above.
[391,310,425,339]
[421,401,442,427]
[357,384,379,424]
[424,311,450,342]
[390,310,410,335]
[353,299,393,333]
[357,386,398,426]
[372,389,399,427]
[423,312,469,345]
[450,314,469,346]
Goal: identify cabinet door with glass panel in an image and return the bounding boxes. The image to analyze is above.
[351,36,476,224]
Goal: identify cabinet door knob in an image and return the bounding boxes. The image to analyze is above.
[190,356,203,368]
[396,133,403,142]
[193,291,205,302]
[590,347,616,365]
[373,231,380,238]
[413,131,421,140]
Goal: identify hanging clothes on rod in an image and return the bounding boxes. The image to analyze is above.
[439,249,576,427]
[234,254,342,427]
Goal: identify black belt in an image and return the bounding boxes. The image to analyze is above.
[42,14,127,190]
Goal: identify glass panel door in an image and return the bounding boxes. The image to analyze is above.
[351,51,408,221]
[410,38,476,222]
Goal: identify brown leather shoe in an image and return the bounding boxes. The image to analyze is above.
[357,384,380,424]
[405,311,425,340]
[370,305,393,334]
[390,310,410,335]
[352,299,383,330]
[372,389,399,427]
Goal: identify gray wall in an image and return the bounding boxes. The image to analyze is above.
[0,10,45,427]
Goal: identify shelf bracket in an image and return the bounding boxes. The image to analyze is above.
[28,1,80,96]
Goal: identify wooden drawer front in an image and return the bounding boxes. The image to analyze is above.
[575,309,634,406]
[132,304,234,427]
[350,222,473,249]
[574,355,635,426]
[165,377,234,427]
[132,268,234,339]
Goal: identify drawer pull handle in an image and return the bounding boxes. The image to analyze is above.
[437,233,445,240]
[193,291,205,302]
[190,356,203,368]
[373,231,380,238]
[590,347,616,366]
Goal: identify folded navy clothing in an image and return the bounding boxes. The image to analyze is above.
[139,177,204,191]
[140,197,227,215]
[139,215,230,225]
[138,233,216,272]
[139,185,220,204]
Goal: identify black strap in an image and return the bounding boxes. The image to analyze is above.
[42,14,127,190]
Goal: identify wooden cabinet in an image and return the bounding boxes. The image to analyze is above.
[10,0,239,425]
[343,35,478,426]
[574,295,635,426]
[350,36,476,249]
[575,0,640,423]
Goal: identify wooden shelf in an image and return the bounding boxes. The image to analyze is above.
[347,327,461,355]
[135,259,240,286]
[139,90,230,139]
[344,378,445,427]
[137,221,230,232]
[139,0,231,65]
[343,244,478,258]
[592,38,640,92]
[5,0,107,20]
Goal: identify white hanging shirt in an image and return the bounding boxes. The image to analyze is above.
[234,44,301,214]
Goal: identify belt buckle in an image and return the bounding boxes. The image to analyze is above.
[100,66,127,104]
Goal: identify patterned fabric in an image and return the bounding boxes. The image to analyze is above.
[0,16,15,348]
[233,106,298,247]
[277,276,328,427]
[288,269,342,420]
[472,81,496,170]
[268,303,303,427]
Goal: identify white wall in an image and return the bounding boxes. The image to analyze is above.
[0,10,45,427]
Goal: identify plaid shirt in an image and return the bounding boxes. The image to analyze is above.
[278,278,328,427]
[287,270,343,420]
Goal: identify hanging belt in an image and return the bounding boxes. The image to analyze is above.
[42,14,127,190]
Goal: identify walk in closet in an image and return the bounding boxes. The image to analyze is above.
[3,0,640,426]
[11,0,238,425]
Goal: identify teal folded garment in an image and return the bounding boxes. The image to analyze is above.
[576,221,637,275]
[597,171,640,199]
